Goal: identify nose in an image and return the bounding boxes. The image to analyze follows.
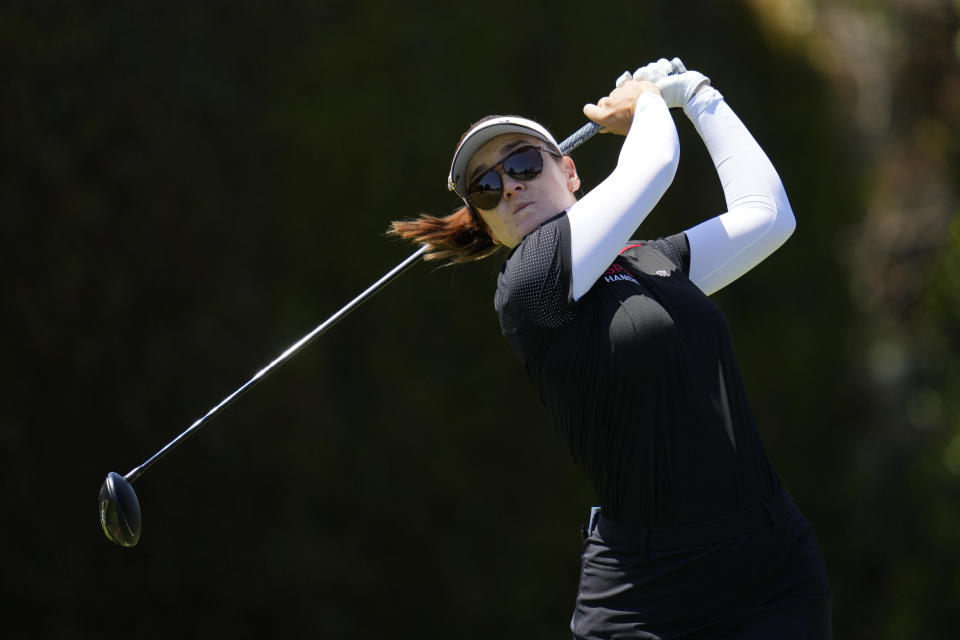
[500,173,525,200]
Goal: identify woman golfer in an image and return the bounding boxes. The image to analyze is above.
[391,59,832,639]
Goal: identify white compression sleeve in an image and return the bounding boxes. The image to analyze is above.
[682,87,796,296]
[568,93,680,301]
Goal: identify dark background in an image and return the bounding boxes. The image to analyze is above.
[3,0,959,637]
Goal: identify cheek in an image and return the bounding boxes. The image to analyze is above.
[542,169,574,202]
[547,162,572,186]
[477,210,506,235]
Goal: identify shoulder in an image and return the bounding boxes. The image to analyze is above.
[498,214,571,297]
[619,232,691,275]
[495,214,577,332]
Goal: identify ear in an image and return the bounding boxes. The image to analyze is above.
[562,156,581,192]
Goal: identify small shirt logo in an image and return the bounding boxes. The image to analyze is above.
[603,263,640,285]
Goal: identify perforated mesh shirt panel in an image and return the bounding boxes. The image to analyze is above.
[493,216,693,348]
[495,214,578,335]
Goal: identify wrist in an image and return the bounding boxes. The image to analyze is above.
[684,85,723,115]
[636,91,665,106]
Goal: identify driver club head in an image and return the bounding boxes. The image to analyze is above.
[99,472,142,547]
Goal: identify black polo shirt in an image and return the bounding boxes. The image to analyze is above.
[495,214,781,525]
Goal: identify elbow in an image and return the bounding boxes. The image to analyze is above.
[742,184,796,245]
[757,202,795,247]
[781,205,796,241]
[729,195,795,250]
[769,174,796,242]
[776,193,796,243]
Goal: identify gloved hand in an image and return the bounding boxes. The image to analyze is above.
[615,57,686,88]
[655,68,711,109]
[614,58,710,108]
[634,58,681,82]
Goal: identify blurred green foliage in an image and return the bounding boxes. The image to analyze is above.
[2,0,958,638]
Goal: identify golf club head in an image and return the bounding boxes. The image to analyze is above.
[99,471,141,547]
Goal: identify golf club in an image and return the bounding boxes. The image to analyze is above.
[99,60,686,547]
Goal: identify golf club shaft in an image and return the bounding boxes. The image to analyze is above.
[123,65,688,483]
[125,244,429,482]
[560,121,601,154]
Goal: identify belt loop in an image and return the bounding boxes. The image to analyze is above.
[581,506,601,544]
[589,506,601,532]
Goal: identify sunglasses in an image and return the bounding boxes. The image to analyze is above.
[466,145,563,211]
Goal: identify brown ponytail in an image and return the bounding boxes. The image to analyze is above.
[387,205,504,265]
[388,115,526,265]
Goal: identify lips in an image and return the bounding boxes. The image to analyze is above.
[512,202,532,215]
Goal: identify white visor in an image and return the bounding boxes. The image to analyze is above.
[447,116,561,198]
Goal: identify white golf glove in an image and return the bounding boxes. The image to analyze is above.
[634,58,681,82]
[614,57,709,109]
[655,69,711,109]
[614,70,634,88]
[615,57,686,88]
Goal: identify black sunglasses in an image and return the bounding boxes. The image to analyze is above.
[466,145,563,211]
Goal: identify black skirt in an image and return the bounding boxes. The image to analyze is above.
[571,489,832,639]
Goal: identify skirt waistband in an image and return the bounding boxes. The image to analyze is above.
[589,488,797,554]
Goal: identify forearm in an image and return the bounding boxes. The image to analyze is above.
[568,93,680,301]
[683,87,796,294]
